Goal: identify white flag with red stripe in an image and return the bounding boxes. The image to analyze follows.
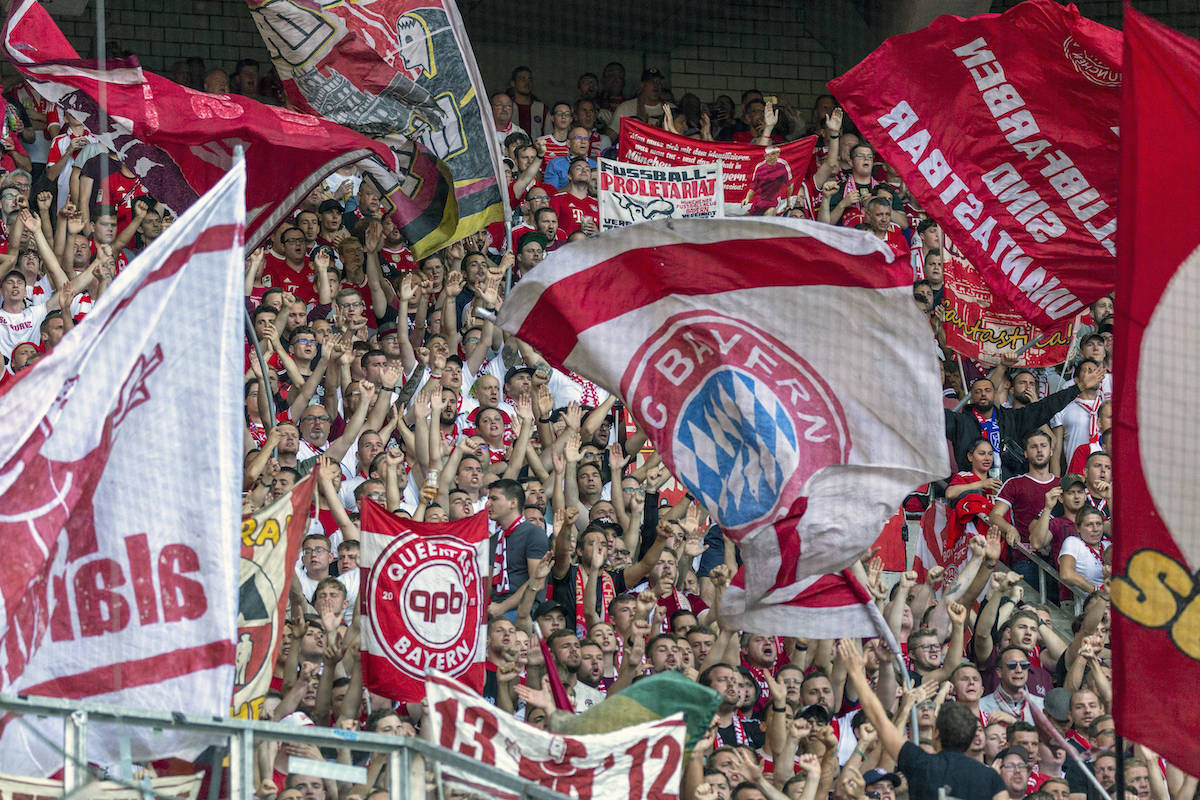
[0,162,245,774]
[723,565,901,650]
[498,218,948,603]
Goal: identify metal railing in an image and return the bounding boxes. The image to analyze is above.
[0,693,569,800]
[1009,540,1089,615]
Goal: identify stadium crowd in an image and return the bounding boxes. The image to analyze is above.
[0,50,1173,800]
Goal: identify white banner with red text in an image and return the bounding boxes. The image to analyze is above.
[598,158,723,230]
[0,162,245,775]
[424,670,687,800]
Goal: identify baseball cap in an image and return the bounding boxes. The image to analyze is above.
[862,769,901,787]
[1060,474,1085,492]
[640,67,663,82]
[318,199,344,214]
[1043,687,1072,723]
[505,364,535,385]
[533,599,567,620]
[2,268,27,284]
[518,231,549,252]
[377,320,400,338]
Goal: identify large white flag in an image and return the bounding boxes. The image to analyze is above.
[0,161,246,773]
[498,218,948,606]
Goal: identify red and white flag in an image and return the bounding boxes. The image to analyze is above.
[4,0,457,256]
[723,565,900,652]
[1111,9,1200,779]
[829,0,1119,330]
[359,502,488,704]
[497,218,948,604]
[0,161,246,773]
[424,670,686,800]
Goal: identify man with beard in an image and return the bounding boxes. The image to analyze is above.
[945,366,1099,479]
[702,663,765,750]
[990,431,1060,587]
[577,640,606,694]
[545,629,604,712]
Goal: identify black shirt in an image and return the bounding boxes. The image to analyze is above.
[897,741,1005,800]
[549,565,629,633]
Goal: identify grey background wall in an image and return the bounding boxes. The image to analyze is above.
[29,0,1200,116]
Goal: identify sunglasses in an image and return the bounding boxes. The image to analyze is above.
[1004,660,1031,670]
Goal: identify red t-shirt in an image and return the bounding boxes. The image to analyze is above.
[261,254,319,306]
[996,474,1057,559]
[549,191,598,237]
[537,133,570,162]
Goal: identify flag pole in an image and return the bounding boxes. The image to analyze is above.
[234,144,279,438]
[848,565,920,745]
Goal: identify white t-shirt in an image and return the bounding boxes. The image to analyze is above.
[0,300,48,361]
[1059,536,1106,588]
[1050,395,1102,470]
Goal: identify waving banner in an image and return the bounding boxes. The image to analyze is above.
[829,0,1119,329]
[618,117,813,216]
[1111,9,1200,780]
[0,162,245,775]
[425,670,687,800]
[359,502,488,704]
[598,159,723,230]
[246,0,507,243]
[4,0,457,257]
[232,476,315,720]
[941,239,1075,367]
[497,218,948,601]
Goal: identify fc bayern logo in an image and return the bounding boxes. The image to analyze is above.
[368,533,481,678]
[621,312,851,535]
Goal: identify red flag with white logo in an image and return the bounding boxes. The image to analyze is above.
[359,502,488,704]
[1111,8,1200,779]
[3,0,457,256]
[828,0,1119,330]
[496,217,948,607]
[0,162,246,774]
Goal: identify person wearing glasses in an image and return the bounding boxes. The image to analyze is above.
[536,102,575,163]
[979,644,1044,723]
[839,639,1006,800]
[994,746,1033,799]
[543,126,597,190]
[262,224,318,305]
[294,533,336,602]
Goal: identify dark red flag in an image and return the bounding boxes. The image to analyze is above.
[3,0,457,256]
[1111,8,1200,779]
[829,0,1119,330]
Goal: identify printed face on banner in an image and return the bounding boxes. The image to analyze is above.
[620,312,850,539]
[367,532,482,678]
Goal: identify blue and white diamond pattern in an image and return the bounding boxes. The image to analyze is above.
[673,369,799,527]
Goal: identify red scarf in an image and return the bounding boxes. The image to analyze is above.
[575,566,615,639]
[492,515,524,593]
[714,710,751,750]
[1073,394,1101,445]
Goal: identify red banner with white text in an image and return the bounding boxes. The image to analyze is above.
[1111,9,1200,780]
[619,117,814,216]
[359,503,488,704]
[829,0,1119,329]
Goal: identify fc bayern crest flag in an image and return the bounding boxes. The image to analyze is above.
[497,218,948,604]
[0,161,245,774]
[232,475,316,720]
[828,0,1119,330]
[1111,9,1200,779]
[359,502,488,703]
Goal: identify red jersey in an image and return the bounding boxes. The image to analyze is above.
[380,245,417,280]
[261,254,319,305]
[549,191,598,237]
[997,473,1057,553]
[536,133,570,162]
